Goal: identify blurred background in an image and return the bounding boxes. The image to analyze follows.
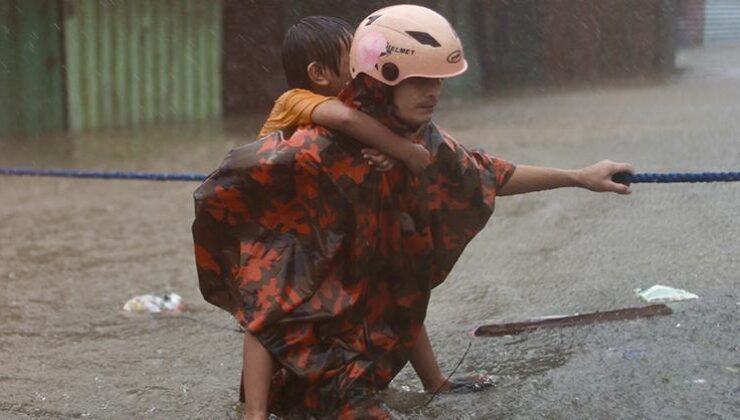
[3,0,738,138]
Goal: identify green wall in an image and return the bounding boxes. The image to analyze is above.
[0,0,65,138]
[62,0,223,131]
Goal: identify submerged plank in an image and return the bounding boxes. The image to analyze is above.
[474,304,672,337]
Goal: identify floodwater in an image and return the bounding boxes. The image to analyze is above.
[1,44,739,419]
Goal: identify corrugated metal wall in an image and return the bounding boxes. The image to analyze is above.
[62,0,222,131]
[0,0,65,138]
[704,0,740,42]
[677,0,706,46]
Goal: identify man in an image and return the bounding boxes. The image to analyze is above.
[193,5,633,419]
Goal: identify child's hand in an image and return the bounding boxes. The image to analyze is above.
[403,143,431,174]
[362,148,395,172]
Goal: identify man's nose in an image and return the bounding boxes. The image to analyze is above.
[425,78,442,97]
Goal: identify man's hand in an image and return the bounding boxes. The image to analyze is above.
[362,148,395,172]
[576,160,635,194]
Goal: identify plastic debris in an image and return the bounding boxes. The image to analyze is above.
[123,293,184,315]
[634,285,698,303]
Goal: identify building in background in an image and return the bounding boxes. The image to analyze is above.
[0,0,222,138]
[676,0,740,46]
[224,0,679,116]
[62,0,223,133]
[677,0,707,46]
[703,0,740,43]
[2,0,683,138]
[0,0,66,137]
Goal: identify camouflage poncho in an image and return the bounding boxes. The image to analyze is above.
[192,75,514,418]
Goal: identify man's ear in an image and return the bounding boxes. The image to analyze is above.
[306,62,330,87]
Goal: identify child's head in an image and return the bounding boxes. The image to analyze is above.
[282,16,353,96]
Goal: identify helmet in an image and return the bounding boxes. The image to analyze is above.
[350,5,468,86]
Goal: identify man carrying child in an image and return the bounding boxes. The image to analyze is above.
[193,5,633,419]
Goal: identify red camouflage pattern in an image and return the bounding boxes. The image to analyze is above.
[192,75,515,418]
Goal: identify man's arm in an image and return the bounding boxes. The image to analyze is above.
[312,99,431,173]
[498,160,634,196]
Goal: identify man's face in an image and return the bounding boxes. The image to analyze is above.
[392,77,443,128]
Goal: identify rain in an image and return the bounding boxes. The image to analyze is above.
[1,1,739,419]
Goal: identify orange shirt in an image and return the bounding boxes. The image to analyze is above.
[258,89,333,138]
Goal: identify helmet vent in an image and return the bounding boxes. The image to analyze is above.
[405,31,441,47]
[381,63,399,81]
[365,15,382,26]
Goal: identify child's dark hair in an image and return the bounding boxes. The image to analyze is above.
[282,16,354,89]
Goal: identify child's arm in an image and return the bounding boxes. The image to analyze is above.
[312,99,431,173]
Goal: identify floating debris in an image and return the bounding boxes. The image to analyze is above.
[123,293,184,315]
[726,365,740,374]
[635,285,698,303]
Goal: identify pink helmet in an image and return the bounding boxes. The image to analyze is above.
[350,5,468,86]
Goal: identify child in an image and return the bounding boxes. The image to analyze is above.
[258,16,430,174]
[239,16,438,420]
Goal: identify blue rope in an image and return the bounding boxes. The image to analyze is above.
[612,171,740,184]
[0,167,739,184]
[0,167,207,182]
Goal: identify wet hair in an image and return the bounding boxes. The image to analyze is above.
[282,16,354,89]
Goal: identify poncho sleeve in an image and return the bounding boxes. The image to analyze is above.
[417,124,516,287]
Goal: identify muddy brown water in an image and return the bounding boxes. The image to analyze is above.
[1,45,739,419]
